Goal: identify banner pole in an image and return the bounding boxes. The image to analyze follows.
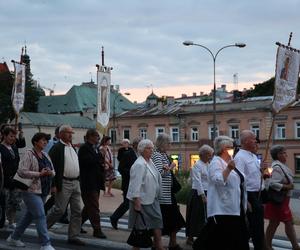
[263,113,275,162]
[288,32,293,47]
[14,113,19,131]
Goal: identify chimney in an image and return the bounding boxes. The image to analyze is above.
[181,94,187,98]
[193,92,196,97]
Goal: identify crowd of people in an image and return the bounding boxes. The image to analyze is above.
[0,124,299,250]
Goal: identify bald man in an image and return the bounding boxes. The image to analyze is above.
[234,130,266,250]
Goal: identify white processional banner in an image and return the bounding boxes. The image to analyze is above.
[12,62,26,114]
[96,67,111,134]
[272,46,300,113]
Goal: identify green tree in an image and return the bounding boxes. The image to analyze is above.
[245,77,300,97]
[21,52,44,112]
[0,68,15,124]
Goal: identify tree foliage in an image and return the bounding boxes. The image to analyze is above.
[0,70,15,124]
[22,66,43,112]
[245,77,300,97]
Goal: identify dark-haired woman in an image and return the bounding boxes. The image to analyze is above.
[7,133,55,250]
[0,127,21,229]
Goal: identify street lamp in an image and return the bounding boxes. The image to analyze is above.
[112,91,130,168]
[183,40,246,142]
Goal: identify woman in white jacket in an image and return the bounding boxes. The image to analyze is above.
[205,136,249,250]
[127,139,164,250]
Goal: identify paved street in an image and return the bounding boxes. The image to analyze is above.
[0,188,299,250]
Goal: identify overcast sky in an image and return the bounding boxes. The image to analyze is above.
[1,0,300,102]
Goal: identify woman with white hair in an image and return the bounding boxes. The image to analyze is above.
[202,136,249,250]
[151,133,185,250]
[127,139,164,250]
[185,144,214,245]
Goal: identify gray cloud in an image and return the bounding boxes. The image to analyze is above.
[1,0,300,98]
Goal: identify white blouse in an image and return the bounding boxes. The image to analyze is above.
[191,160,209,195]
[207,156,247,218]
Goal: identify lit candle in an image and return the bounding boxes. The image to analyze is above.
[227,149,234,158]
[267,167,273,175]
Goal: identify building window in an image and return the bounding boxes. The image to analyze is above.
[123,129,130,140]
[251,124,260,138]
[191,127,199,141]
[170,127,179,142]
[139,128,147,139]
[275,124,286,139]
[229,125,239,139]
[155,127,165,138]
[109,129,116,144]
[295,121,300,139]
[295,155,300,174]
[208,125,219,140]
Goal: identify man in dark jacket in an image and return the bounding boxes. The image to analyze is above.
[110,137,140,229]
[78,129,106,238]
[46,125,85,246]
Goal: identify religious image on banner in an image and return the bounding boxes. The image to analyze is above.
[101,84,108,112]
[96,67,111,133]
[272,46,300,113]
[11,62,26,114]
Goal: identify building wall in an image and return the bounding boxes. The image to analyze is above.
[109,105,300,175]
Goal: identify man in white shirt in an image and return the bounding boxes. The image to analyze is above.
[46,125,84,246]
[234,130,266,250]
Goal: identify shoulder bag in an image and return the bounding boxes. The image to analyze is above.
[171,171,181,194]
[13,172,33,190]
[267,164,290,205]
[127,211,153,248]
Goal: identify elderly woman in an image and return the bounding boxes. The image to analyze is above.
[100,136,116,197]
[265,145,300,250]
[151,133,185,250]
[185,144,214,245]
[7,132,55,250]
[127,139,164,250]
[204,136,249,250]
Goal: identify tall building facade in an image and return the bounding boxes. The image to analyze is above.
[109,94,300,175]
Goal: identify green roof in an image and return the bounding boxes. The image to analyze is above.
[38,85,136,115]
[20,112,95,128]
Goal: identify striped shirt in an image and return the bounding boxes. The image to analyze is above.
[151,150,172,204]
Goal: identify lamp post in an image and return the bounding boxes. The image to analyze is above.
[112,91,130,169]
[183,41,246,143]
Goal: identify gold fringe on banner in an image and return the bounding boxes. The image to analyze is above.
[96,122,108,137]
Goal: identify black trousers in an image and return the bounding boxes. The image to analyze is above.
[200,215,249,250]
[0,191,6,228]
[81,191,101,230]
[247,191,265,250]
[110,191,129,222]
